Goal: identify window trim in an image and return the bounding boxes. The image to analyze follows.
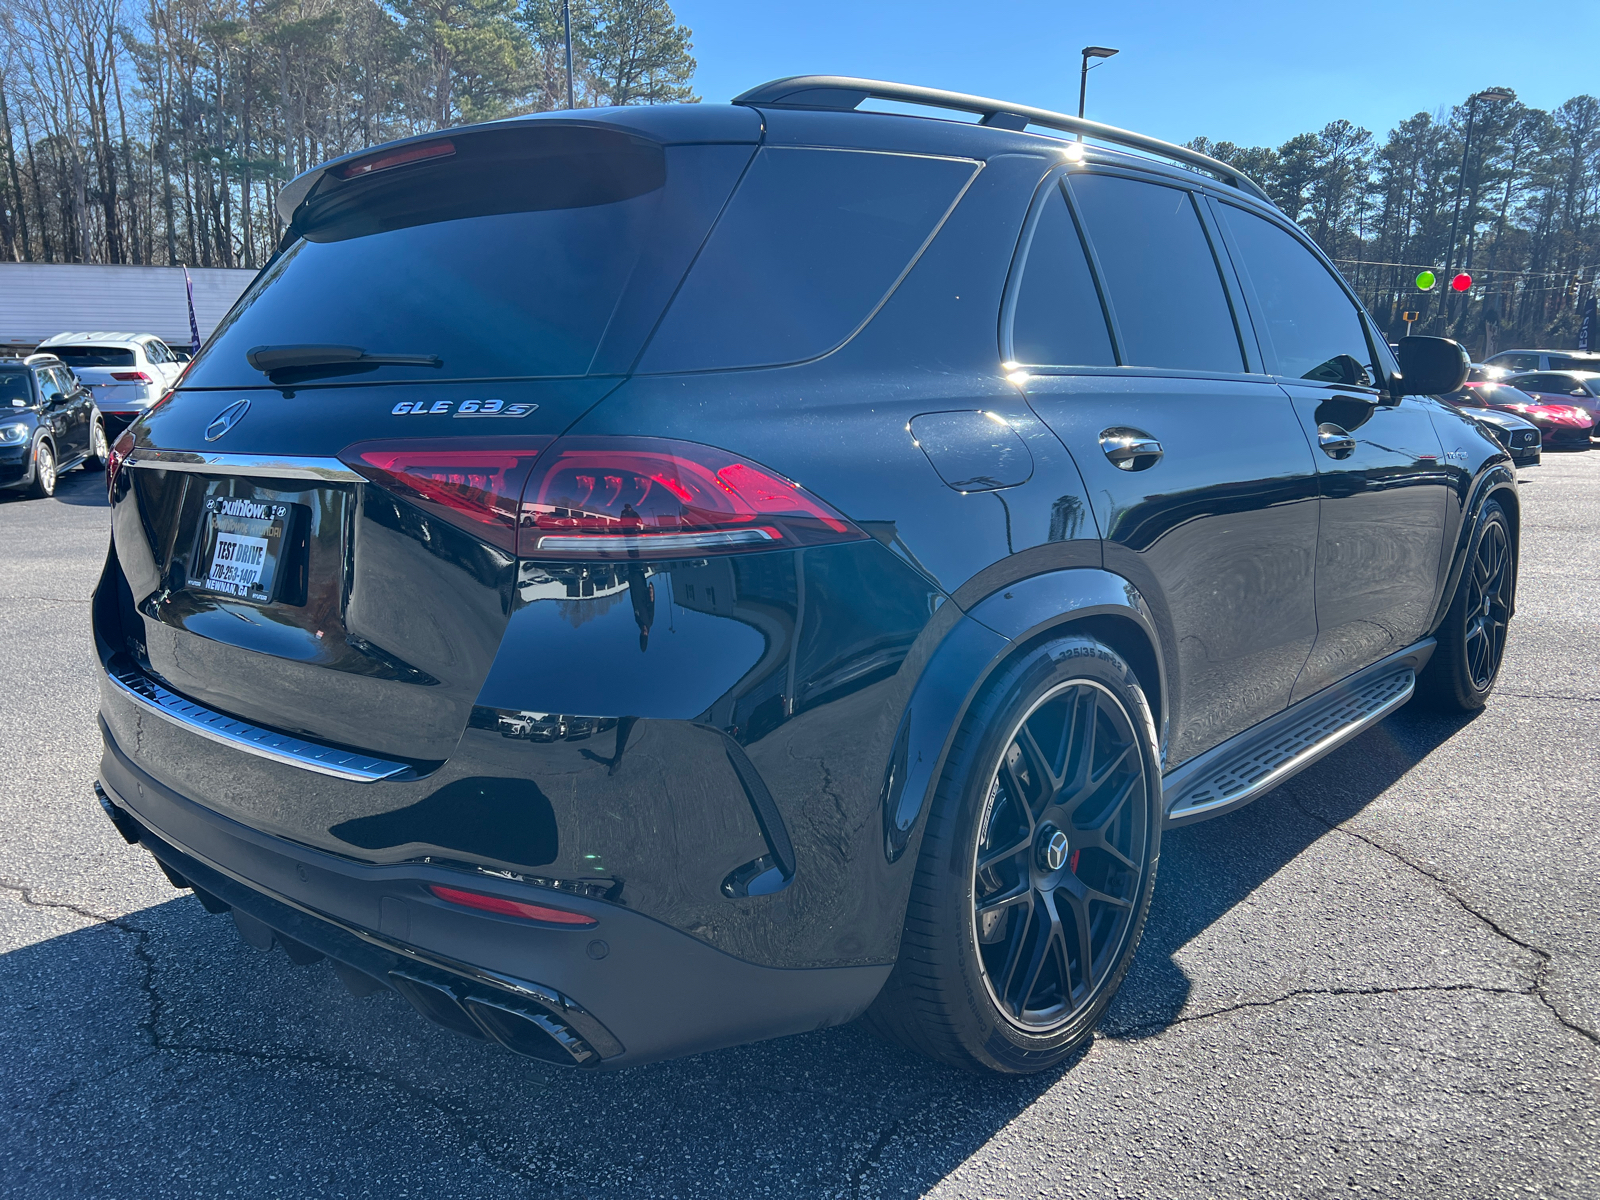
[997,169,1120,369]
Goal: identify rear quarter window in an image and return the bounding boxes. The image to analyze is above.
[638,147,979,373]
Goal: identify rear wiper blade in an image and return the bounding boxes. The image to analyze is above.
[246,344,441,373]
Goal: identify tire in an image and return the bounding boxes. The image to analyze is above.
[865,634,1162,1074]
[84,417,109,470]
[1417,498,1514,712]
[24,438,56,500]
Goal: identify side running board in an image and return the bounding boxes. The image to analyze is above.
[1162,641,1434,827]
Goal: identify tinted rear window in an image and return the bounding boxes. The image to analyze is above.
[48,346,136,366]
[639,148,978,373]
[1068,173,1244,374]
[1009,183,1115,367]
[185,127,715,387]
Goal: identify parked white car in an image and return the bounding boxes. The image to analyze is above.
[34,332,186,435]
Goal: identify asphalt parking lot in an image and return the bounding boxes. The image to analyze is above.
[1,453,1596,1200]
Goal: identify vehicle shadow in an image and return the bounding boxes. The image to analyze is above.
[0,469,108,507]
[1,707,1475,1198]
[1101,703,1478,1038]
[1,883,1063,1198]
[47,470,109,507]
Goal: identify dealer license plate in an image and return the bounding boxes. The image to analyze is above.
[189,496,297,603]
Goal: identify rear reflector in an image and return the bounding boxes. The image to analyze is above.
[518,436,864,560]
[341,438,552,554]
[110,371,154,383]
[428,884,596,926]
[336,139,456,180]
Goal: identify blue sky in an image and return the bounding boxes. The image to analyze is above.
[674,0,1598,149]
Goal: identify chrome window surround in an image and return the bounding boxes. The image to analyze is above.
[106,664,411,783]
[126,448,362,483]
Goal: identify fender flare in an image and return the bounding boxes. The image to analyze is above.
[880,568,1163,862]
[28,430,56,483]
[1430,463,1518,634]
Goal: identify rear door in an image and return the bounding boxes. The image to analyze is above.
[1013,170,1320,766]
[1210,199,1449,700]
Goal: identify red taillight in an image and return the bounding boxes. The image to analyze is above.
[341,438,553,554]
[428,884,596,926]
[106,429,135,496]
[518,436,864,560]
[336,138,455,180]
[111,371,154,383]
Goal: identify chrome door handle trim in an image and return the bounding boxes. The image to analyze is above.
[1316,424,1356,459]
[1099,429,1164,470]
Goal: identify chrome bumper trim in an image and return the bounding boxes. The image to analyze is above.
[127,448,362,483]
[106,666,410,783]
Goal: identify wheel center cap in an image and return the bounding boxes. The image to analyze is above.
[1037,826,1071,873]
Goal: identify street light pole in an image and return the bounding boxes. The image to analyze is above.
[1443,87,1514,329]
[1078,46,1119,123]
[563,0,575,110]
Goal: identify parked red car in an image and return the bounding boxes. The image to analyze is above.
[1503,371,1600,440]
[1464,379,1594,449]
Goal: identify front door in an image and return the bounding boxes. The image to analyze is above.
[1209,198,1449,700]
[1010,170,1320,767]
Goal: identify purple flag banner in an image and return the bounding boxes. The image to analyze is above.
[184,266,202,355]
[1579,295,1597,352]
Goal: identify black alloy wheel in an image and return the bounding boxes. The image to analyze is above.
[866,635,1161,1074]
[1418,498,1515,711]
[973,681,1149,1029]
[25,438,56,500]
[1463,514,1513,692]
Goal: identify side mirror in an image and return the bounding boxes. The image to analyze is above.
[46,391,65,406]
[1396,336,1469,396]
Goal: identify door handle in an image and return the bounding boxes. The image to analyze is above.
[1317,423,1357,459]
[1099,428,1163,471]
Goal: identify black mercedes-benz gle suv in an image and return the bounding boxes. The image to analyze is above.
[93,77,1516,1074]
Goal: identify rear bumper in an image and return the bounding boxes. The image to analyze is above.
[98,720,889,1068]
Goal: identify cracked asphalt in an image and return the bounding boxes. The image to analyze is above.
[1,454,1596,1199]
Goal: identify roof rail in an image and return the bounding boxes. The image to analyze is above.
[23,353,59,364]
[733,76,1273,203]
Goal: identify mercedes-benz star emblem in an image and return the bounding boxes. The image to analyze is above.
[1039,827,1070,873]
[204,399,250,442]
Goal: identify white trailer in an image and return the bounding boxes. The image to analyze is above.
[0,263,257,354]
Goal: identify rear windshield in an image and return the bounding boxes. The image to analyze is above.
[185,126,689,387]
[47,346,136,366]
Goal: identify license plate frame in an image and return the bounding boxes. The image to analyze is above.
[187,494,305,605]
